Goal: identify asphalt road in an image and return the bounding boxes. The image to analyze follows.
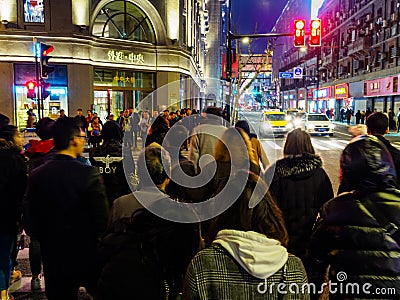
[238,110,400,195]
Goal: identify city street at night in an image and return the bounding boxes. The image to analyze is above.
[1,0,400,298]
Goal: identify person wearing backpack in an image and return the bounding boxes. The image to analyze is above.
[97,145,200,299]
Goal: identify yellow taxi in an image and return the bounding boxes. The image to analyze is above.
[259,110,291,137]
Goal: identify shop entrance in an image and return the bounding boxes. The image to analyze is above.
[93,88,153,121]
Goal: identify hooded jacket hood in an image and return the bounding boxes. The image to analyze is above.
[213,229,288,279]
[0,138,21,154]
[338,135,397,193]
[271,153,323,181]
[26,139,54,157]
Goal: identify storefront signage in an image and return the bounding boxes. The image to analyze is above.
[365,76,400,96]
[113,76,136,83]
[312,87,331,100]
[107,50,145,64]
[334,83,349,99]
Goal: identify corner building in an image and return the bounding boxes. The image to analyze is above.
[0,0,207,127]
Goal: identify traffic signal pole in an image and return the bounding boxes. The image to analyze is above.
[34,39,41,120]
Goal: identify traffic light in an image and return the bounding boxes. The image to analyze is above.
[26,80,37,99]
[309,19,322,46]
[294,19,306,47]
[41,81,51,99]
[40,43,55,79]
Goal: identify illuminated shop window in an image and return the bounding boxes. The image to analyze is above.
[24,0,44,23]
[92,1,156,43]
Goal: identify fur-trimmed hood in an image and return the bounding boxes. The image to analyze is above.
[0,138,21,153]
[271,153,323,181]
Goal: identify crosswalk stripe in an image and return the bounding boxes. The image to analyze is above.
[311,140,330,151]
[318,140,345,149]
[263,141,283,150]
[335,139,350,145]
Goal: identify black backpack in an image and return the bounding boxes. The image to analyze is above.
[97,209,199,299]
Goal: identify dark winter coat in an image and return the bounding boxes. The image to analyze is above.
[309,190,400,298]
[97,209,199,300]
[375,135,400,187]
[264,154,333,259]
[89,139,133,206]
[24,154,109,242]
[309,135,400,298]
[0,139,27,233]
[74,115,88,131]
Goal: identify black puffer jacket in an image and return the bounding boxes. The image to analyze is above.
[264,153,333,259]
[89,139,134,206]
[375,134,400,187]
[309,136,400,299]
[0,139,27,233]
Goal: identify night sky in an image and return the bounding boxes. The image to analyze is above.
[232,0,288,53]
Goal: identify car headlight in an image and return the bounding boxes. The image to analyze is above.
[308,124,315,129]
[330,124,335,129]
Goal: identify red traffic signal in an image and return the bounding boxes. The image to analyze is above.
[41,44,54,56]
[294,20,306,47]
[26,81,37,99]
[309,19,322,46]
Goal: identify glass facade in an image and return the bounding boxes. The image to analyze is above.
[92,1,156,43]
[93,68,155,118]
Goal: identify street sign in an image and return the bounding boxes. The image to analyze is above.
[293,67,303,78]
[279,72,294,79]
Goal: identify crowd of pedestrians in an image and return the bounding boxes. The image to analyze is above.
[0,106,400,299]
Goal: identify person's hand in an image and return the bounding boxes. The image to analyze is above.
[348,124,367,136]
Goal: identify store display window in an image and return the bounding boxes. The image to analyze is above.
[14,63,68,129]
[24,0,44,23]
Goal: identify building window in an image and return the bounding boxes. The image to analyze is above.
[92,1,156,43]
[24,0,44,23]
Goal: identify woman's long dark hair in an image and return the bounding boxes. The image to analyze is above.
[208,171,288,247]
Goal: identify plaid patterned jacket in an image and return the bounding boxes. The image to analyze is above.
[183,244,310,300]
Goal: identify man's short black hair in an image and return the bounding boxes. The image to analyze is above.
[77,108,82,111]
[205,106,222,117]
[36,117,55,140]
[366,112,389,135]
[52,117,81,150]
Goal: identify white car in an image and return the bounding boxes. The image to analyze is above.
[303,113,334,136]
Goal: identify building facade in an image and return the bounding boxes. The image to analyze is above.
[277,0,400,118]
[0,0,208,128]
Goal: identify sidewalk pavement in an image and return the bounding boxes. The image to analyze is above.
[10,248,46,299]
[332,120,400,137]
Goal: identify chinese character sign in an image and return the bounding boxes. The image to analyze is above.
[24,0,44,23]
[107,50,145,64]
